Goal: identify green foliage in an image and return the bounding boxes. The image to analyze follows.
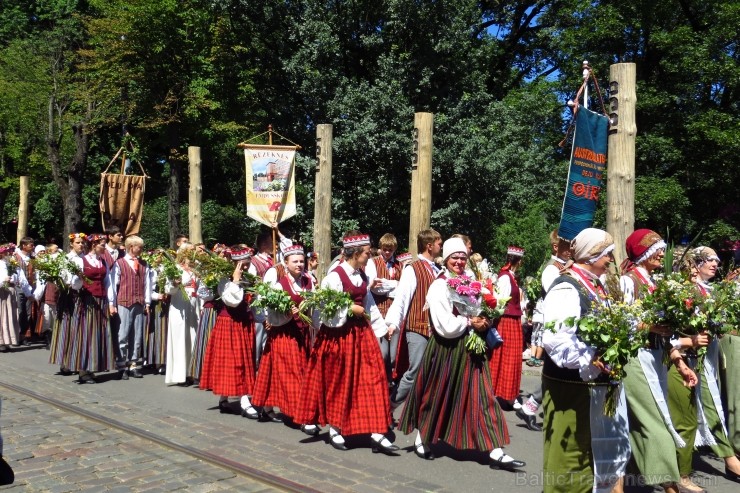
[0,0,736,254]
[487,201,560,279]
[633,176,694,235]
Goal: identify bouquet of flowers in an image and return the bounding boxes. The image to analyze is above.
[299,287,355,324]
[5,256,19,277]
[558,298,646,416]
[700,280,740,338]
[469,257,497,283]
[31,253,86,291]
[641,273,706,333]
[141,249,181,293]
[446,275,510,355]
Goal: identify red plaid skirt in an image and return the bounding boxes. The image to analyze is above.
[199,313,256,397]
[488,315,523,401]
[251,320,310,419]
[293,319,391,436]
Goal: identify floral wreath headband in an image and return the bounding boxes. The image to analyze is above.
[0,243,16,255]
[69,233,87,240]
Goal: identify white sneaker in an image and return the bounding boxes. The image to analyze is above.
[522,349,532,361]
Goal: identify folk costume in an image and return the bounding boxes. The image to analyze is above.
[399,238,516,467]
[199,289,255,404]
[144,267,169,371]
[719,316,740,455]
[13,247,35,343]
[294,234,394,452]
[49,247,84,370]
[165,263,200,385]
[189,285,218,384]
[109,253,151,376]
[68,242,115,383]
[252,245,314,422]
[619,230,685,486]
[385,253,439,405]
[365,253,403,381]
[250,250,274,369]
[542,228,630,493]
[0,248,26,349]
[490,245,525,402]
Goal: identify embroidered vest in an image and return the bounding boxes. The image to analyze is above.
[405,260,435,338]
[251,254,273,278]
[542,273,608,384]
[115,257,146,307]
[44,281,59,305]
[499,269,523,317]
[370,257,402,317]
[81,257,106,298]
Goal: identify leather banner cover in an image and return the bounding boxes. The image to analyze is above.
[99,173,146,235]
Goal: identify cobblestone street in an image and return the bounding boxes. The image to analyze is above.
[0,345,734,492]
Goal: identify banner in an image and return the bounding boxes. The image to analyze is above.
[244,145,297,226]
[558,107,609,241]
[99,173,146,236]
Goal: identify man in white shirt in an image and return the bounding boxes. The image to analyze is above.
[385,229,442,407]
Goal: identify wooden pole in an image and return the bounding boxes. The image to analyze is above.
[188,146,203,244]
[408,112,433,255]
[314,124,333,281]
[17,176,29,243]
[606,63,637,266]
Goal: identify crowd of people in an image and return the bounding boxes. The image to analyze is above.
[0,224,738,492]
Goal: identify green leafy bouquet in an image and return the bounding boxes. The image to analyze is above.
[187,250,235,292]
[299,288,355,325]
[31,253,86,292]
[251,281,314,327]
[557,299,646,416]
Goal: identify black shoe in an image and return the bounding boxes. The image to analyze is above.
[370,436,400,455]
[727,466,740,483]
[241,406,260,419]
[261,410,283,423]
[119,369,129,380]
[218,401,232,414]
[59,367,74,376]
[79,375,96,384]
[130,368,143,378]
[489,454,526,471]
[300,424,320,436]
[414,442,435,460]
[21,339,31,347]
[330,436,348,451]
[157,366,165,375]
[0,345,8,353]
[516,409,542,432]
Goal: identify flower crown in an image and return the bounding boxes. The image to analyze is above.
[69,233,87,239]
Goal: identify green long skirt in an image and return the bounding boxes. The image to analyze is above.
[623,353,680,484]
[542,376,593,493]
[719,334,740,454]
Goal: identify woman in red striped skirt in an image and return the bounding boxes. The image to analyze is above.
[294,232,398,454]
[489,245,525,405]
[252,244,315,428]
[399,237,523,469]
[199,248,257,415]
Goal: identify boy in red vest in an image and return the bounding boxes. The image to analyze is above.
[108,235,151,380]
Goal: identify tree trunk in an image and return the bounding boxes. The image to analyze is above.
[168,149,182,249]
[63,121,89,248]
